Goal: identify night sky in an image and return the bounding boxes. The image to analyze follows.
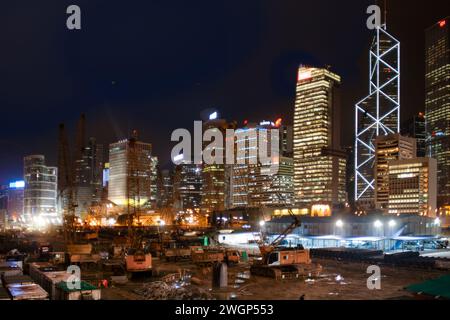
[1,0,449,184]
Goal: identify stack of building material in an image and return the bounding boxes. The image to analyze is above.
[28,262,63,285]
[2,275,34,286]
[7,283,49,300]
[0,265,23,278]
[55,281,101,300]
[1,259,23,276]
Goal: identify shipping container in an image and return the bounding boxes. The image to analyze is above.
[55,281,101,300]
[7,283,49,300]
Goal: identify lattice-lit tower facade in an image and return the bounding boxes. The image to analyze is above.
[355,26,400,207]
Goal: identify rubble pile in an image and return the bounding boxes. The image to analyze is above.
[134,281,214,300]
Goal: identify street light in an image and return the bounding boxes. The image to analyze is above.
[374,220,383,228]
[388,220,396,227]
[434,218,441,226]
[259,220,266,227]
[336,220,344,228]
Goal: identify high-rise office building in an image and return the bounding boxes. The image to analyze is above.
[293,66,347,207]
[173,161,203,211]
[23,155,58,225]
[6,180,25,223]
[74,137,104,217]
[251,156,294,207]
[108,132,152,211]
[150,156,159,209]
[388,158,437,217]
[159,169,174,208]
[374,134,416,209]
[425,17,450,206]
[401,113,426,157]
[231,121,294,208]
[355,26,400,207]
[279,124,294,157]
[201,116,236,213]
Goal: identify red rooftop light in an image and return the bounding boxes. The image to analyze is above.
[439,20,446,28]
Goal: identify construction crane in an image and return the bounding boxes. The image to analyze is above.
[57,123,78,244]
[258,192,300,256]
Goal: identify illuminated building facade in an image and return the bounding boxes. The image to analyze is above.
[159,169,174,208]
[355,26,400,207]
[74,137,104,217]
[388,158,437,217]
[401,113,426,157]
[150,156,159,209]
[6,180,25,224]
[425,17,450,206]
[108,133,152,211]
[201,116,236,213]
[293,67,347,207]
[231,121,294,208]
[375,134,416,209]
[23,155,58,224]
[173,161,203,210]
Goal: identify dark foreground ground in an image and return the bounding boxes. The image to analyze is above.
[102,257,448,300]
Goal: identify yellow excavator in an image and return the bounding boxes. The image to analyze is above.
[250,195,322,279]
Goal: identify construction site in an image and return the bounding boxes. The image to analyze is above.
[1,116,450,301]
[2,201,450,301]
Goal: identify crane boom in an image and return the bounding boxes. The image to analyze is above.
[259,193,301,256]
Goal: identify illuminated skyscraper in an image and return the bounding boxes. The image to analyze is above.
[6,180,25,223]
[401,113,426,157]
[173,160,203,211]
[159,169,174,208]
[374,133,416,209]
[150,156,159,209]
[23,155,59,225]
[231,121,294,208]
[108,132,152,211]
[201,115,236,213]
[388,158,437,217]
[355,25,400,207]
[74,137,104,217]
[425,17,450,206]
[293,67,346,207]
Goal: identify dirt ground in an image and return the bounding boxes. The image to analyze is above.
[103,257,448,300]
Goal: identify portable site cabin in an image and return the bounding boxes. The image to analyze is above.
[55,281,101,300]
[7,283,49,300]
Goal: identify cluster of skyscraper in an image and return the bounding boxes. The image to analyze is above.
[1,17,449,229]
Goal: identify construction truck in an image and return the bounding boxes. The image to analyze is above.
[124,248,152,275]
[191,247,240,266]
[250,194,321,280]
[164,247,192,261]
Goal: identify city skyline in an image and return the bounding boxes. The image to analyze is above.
[1,1,449,184]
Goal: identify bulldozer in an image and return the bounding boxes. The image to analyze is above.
[250,195,321,280]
